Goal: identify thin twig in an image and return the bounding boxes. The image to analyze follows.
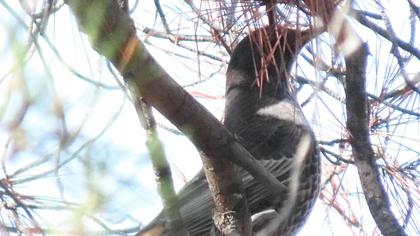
[133,96,188,236]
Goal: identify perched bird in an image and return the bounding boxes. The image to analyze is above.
[224,25,320,235]
[137,25,320,236]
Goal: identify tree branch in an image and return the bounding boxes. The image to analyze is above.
[302,1,408,235]
[64,1,289,234]
[202,152,251,235]
[355,12,420,60]
[134,97,188,235]
[344,42,407,236]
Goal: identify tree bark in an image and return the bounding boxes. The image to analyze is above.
[65,1,292,235]
[303,1,407,235]
[135,98,189,235]
[344,43,407,236]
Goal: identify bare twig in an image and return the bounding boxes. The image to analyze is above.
[183,0,232,54]
[355,12,420,60]
[143,27,214,42]
[133,96,188,236]
[375,1,420,95]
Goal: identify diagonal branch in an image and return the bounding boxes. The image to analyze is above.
[64,1,291,234]
[355,12,420,60]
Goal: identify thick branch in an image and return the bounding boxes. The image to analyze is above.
[202,154,251,235]
[344,43,407,236]
[302,1,408,235]
[64,1,291,234]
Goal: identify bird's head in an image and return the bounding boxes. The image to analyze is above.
[226,25,315,97]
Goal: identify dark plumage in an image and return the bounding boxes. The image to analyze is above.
[224,26,320,235]
[137,25,320,236]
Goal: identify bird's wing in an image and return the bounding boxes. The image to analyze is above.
[137,170,214,236]
[138,157,296,236]
[139,104,318,236]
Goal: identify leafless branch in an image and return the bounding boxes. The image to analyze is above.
[134,96,188,235]
[344,42,407,236]
[64,1,293,235]
[355,12,420,60]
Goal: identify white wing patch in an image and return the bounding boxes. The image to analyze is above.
[256,101,307,125]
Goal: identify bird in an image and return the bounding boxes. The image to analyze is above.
[137,25,321,236]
